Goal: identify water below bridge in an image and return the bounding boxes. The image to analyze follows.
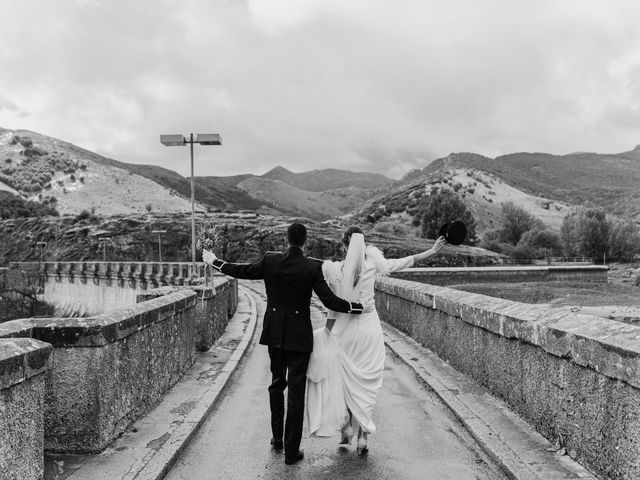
[165,282,508,480]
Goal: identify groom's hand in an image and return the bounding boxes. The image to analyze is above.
[348,301,364,314]
[202,249,218,266]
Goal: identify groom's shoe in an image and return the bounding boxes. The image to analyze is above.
[270,438,284,450]
[284,450,304,465]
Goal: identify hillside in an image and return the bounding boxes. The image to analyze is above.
[355,148,640,235]
[234,176,380,219]
[0,127,394,220]
[0,128,201,215]
[193,166,395,220]
[426,149,640,218]
[261,165,395,191]
[2,126,639,229]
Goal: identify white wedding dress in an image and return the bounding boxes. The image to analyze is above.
[306,234,414,437]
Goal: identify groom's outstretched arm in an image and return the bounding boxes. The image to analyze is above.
[209,257,265,280]
[312,269,363,314]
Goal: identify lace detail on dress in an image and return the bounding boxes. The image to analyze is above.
[322,260,343,291]
[365,245,390,275]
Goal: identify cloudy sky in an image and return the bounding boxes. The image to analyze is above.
[1,0,639,179]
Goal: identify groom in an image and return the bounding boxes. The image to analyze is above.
[203,222,363,465]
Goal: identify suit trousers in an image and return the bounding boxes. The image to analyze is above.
[268,346,310,459]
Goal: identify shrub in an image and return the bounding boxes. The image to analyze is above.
[0,191,58,218]
[516,228,562,258]
[16,136,33,148]
[373,222,392,234]
[420,190,477,244]
[75,209,98,223]
[479,228,502,252]
[374,221,411,236]
[498,202,542,245]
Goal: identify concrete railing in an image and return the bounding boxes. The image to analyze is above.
[375,276,640,479]
[391,265,608,286]
[0,269,237,478]
[0,338,52,480]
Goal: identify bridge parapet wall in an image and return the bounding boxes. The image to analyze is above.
[0,338,52,480]
[375,276,639,479]
[0,274,238,460]
[391,265,608,285]
[137,276,238,351]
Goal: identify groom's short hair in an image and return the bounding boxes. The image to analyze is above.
[287,223,307,247]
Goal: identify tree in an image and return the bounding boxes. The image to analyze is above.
[420,191,476,244]
[608,218,640,262]
[498,202,542,245]
[560,211,580,256]
[479,228,502,252]
[561,207,610,261]
[0,191,58,219]
[516,228,563,259]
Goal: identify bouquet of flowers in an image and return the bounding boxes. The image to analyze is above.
[197,225,216,253]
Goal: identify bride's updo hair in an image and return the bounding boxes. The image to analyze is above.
[342,226,364,246]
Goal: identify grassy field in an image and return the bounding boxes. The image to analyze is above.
[448,263,640,325]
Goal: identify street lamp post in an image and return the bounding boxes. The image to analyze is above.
[160,133,222,278]
[36,241,46,269]
[98,237,110,262]
[151,230,167,262]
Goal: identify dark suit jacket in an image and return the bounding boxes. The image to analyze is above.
[210,246,360,353]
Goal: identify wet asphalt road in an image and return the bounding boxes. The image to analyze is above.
[165,280,508,480]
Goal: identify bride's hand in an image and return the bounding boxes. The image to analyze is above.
[431,236,447,253]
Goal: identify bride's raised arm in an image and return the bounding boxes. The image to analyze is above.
[368,236,447,274]
[410,236,447,266]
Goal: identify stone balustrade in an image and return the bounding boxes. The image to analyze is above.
[6,261,216,318]
[36,261,209,288]
[375,276,640,479]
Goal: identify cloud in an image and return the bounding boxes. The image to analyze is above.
[1,0,639,178]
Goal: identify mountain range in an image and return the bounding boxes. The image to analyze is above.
[1,127,639,233]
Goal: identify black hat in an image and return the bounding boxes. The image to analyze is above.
[438,220,467,245]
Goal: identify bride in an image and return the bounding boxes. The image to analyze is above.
[306,226,446,454]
